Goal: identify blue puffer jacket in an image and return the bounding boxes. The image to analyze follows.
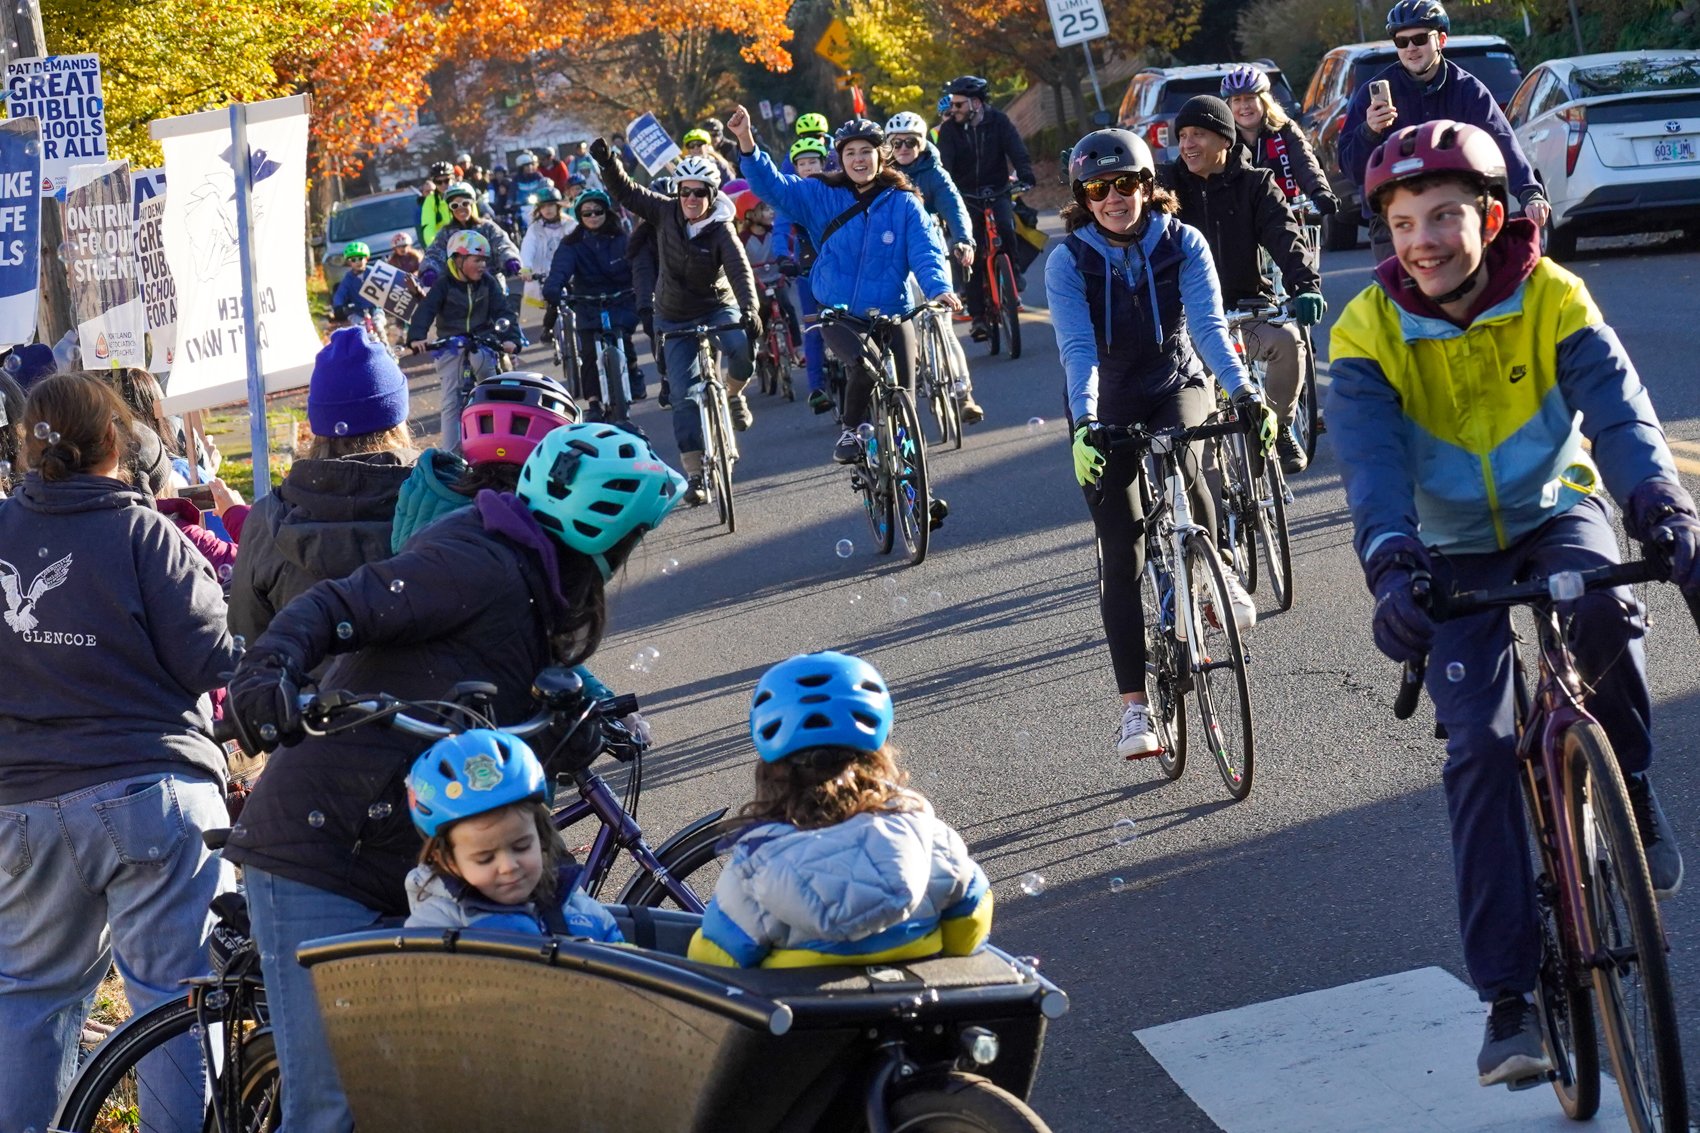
[740,148,951,315]
[541,228,639,330]
[902,142,974,250]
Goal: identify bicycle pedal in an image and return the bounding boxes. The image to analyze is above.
[1503,1071,1552,1092]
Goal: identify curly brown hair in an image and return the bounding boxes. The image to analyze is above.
[737,744,920,831]
[1060,180,1181,233]
[418,799,569,904]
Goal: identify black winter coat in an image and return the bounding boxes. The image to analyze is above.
[223,504,575,914]
[935,106,1035,196]
[1159,146,1319,308]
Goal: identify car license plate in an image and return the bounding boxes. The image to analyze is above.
[1653,137,1696,163]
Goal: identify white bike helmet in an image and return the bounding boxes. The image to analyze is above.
[672,155,723,192]
[884,111,929,138]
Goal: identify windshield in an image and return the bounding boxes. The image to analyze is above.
[1156,74,1299,116]
[327,195,419,243]
[1350,49,1524,105]
[1574,58,1700,96]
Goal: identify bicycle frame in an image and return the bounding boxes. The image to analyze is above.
[553,766,709,912]
[567,290,635,418]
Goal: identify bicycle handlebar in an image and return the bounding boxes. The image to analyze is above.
[421,331,511,352]
[1223,303,1290,328]
[564,289,634,305]
[658,323,749,342]
[817,303,939,334]
[1088,408,1252,453]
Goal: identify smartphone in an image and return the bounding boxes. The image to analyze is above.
[1369,80,1392,106]
[179,483,216,509]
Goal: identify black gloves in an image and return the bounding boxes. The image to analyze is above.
[588,137,612,166]
[228,652,306,753]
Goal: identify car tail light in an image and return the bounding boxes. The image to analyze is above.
[1561,105,1587,176]
[1147,120,1171,151]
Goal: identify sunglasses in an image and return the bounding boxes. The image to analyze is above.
[1081,173,1148,202]
[449,199,473,207]
[1392,30,1433,48]
[579,207,607,217]
[677,187,713,199]
[433,178,451,185]
[949,100,971,111]
[891,137,922,150]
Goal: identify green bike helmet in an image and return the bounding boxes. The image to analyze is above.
[682,128,713,147]
[443,181,478,204]
[789,137,830,163]
[516,423,687,578]
[342,241,370,260]
[795,112,829,137]
[574,188,613,218]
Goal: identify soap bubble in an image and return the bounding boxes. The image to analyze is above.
[389,578,406,594]
[628,645,661,674]
[923,588,944,608]
[1109,877,1126,893]
[881,576,900,594]
[1018,872,1047,897]
[47,431,60,445]
[335,621,354,640]
[367,801,393,820]
[22,139,37,158]
[0,460,12,479]
[37,546,47,558]
[232,634,246,652]
[1445,661,1466,683]
[1,353,18,373]
[259,724,278,743]
[855,422,876,442]
[848,592,864,607]
[835,539,854,559]
[1026,416,1046,434]
[33,421,50,439]
[307,810,326,828]
[660,558,680,576]
[217,564,234,582]
[890,595,909,615]
[1110,818,1138,845]
[1013,729,1033,751]
[334,421,350,436]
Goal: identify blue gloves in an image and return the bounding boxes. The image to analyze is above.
[1628,477,1700,596]
[1291,292,1326,327]
[503,258,522,277]
[418,267,439,289]
[1364,535,1435,664]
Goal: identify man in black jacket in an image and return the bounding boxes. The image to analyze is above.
[1161,96,1325,474]
[936,75,1035,341]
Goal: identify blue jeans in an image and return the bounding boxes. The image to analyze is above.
[245,869,386,1133]
[1427,497,1652,1001]
[0,773,232,1133]
[654,307,751,456]
[796,276,825,394]
[433,342,500,453]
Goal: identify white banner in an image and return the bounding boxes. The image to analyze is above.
[151,96,318,413]
[2,54,107,197]
[131,167,176,373]
[65,158,146,368]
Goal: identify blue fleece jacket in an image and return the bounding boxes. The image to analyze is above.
[739,148,952,315]
[331,265,376,315]
[901,142,974,250]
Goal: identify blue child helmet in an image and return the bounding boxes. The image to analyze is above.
[407,729,548,838]
[749,651,893,762]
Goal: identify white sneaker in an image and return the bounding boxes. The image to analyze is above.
[1219,554,1257,633]
[1117,701,1162,758]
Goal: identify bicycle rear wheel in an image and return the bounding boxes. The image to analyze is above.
[1184,534,1255,801]
[1134,552,1188,779]
[995,254,1023,360]
[1254,457,1294,612]
[1565,722,1687,1132]
[935,321,966,450]
[919,328,951,448]
[1219,433,1259,595]
[889,389,931,566]
[705,386,736,533]
[600,339,632,426]
[1295,326,1320,462]
[889,1071,1054,1131]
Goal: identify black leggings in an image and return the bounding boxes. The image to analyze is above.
[820,321,916,428]
[1085,385,1218,696]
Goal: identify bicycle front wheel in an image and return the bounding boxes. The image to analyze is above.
[995,254,1022,360]
[1254,457,1294,612]
[889,1071,1054,1131]
[601,340,632,426]
[1565,722,1687,1132]
[889,389,931,566]
[1134,552,1187,779]
[1184,534,1255,801]
[704,385,736,533]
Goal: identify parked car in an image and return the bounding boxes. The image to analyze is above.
[1116,62,1302,164]
[321,188,424,286]
[1299,36,1523,249]
[1506,50,1700,258]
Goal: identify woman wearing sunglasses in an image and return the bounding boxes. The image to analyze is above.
[541,189,648,422]
[1048,127,1263,760]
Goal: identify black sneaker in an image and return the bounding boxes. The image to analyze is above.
[630,371,648,401]
[1276,430,1309,475]
[928,498,949,531]
[728,394,753,432]
[970,320,989,343]
[657,381,671,410]
[683,475,706,507]
[1477,995,1552,1087]
[833,430,861,465]
[1626,772,1683,898]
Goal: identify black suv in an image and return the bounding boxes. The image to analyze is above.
[1299,36,1524,248]
[1116,62,1302,165]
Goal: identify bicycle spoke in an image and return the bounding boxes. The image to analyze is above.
[1185,536,1255,801]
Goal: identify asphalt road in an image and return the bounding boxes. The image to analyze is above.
[478,232,1700,1131]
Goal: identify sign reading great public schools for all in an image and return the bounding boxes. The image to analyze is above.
[1046,0,1109,47]
[3,55,107,197]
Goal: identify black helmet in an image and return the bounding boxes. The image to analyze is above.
[944,75,990,100]
[1386,0,1449,34]
[429,160,454,179]
[833,117,885,151]
[1068,128,1155,191]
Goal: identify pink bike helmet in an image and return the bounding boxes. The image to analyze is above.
[1363,119,1507,214]
[460,371,580,465]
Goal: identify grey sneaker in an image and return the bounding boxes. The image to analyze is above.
[1276,430,1309,475]
[1626,773,1683,898]
[1477,995,1553,1087]
[833,430,861,465]
[1117,702,1161,759]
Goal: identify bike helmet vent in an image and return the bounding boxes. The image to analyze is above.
[749,651,893,762]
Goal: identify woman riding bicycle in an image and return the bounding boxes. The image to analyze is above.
[519,184,572,350]
[1219,66,1339,217]
[589,136,759,506]
[417,180,522,288]
[1048,128,1264,758]
[224,422,686,1132]
[729,108,961,466]
[406,230,523,451]
[541,189,647,422]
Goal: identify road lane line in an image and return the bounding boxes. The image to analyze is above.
[1135,967,1631,1132]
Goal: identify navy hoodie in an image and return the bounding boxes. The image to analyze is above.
[0,474,235,804]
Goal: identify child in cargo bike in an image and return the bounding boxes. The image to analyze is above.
[688,652,993,969]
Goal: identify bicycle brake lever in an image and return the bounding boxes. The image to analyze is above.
[1393,575,1432,720]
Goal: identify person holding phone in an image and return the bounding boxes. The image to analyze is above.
[1339,0,1548,262]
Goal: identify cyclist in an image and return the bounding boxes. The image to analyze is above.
[784,112,840,175]
[1220,65,1339,216]
[1340,0,1549,262]
[1050,128,1264,758]
[590,137,760,503]
[777,137,834,413]
[568,140,603,191]
[688,651,992,969]
[541,188,647,422]
[421,159,456,248]
[1328,120,1698,1085]
[387,231,424,280]
[885,109,984,425]
[737,192,803,366]
[418,180,522,288]
[536,144,572,193]
[510,151,552,237]
[225,422,686,1133]
[682,127,737,184]
[519,184,572,349]
[936,75,1035,343]
[730,109,960,467]
[329,241,382,334]
[487,164,515,230]
[407,230,523,451]
[1160,95,1324,475]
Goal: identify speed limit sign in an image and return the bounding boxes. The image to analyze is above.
[1047,0,1108,47]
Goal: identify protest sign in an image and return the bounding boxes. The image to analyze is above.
[0,118,42,350]
[64,158,145,368]
[357,259,418,322]
[626,113,680,175]
[151,95,318,413]
[3,55,107,197]
[131,167,176,372]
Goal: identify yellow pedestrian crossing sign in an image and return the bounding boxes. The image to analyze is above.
[815,18,853,69]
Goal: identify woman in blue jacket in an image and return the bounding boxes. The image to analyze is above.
[541,190,645,423]
[730,107,961,465]
[1047,128,1265,760]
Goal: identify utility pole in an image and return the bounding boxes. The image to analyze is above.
[0,0,74,352]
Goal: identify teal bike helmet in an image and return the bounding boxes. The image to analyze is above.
[516,423,687,578]
[407,729,547,838]
[749,651,893,762]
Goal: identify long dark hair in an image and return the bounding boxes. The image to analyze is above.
[547,525,650,669]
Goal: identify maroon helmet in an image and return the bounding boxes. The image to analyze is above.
[1363,119,1507,214]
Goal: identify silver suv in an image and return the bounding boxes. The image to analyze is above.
[1115,62,1302,164]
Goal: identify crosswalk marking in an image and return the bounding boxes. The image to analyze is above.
[1134,966,1631,1132]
